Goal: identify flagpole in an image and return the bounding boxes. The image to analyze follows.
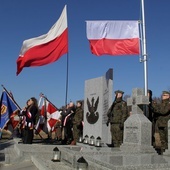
[64,5,69,106]
[65,53,69,106]
[40,93,58,110]
[141,0,148,96]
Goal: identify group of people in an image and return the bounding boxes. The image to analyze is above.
[106,89,170,154]
[57,101,84,145]
[17,98,84,145]
[5,89,170,154]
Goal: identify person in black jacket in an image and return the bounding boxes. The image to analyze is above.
[61,102,76,144]
[21,97,39,144]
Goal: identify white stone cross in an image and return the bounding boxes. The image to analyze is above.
[127,88,149,114]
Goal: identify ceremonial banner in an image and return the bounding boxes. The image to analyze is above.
[0,91,20,131]
[86,20,140,56]
[41,100,61,132]
[36,96,61,133]
[16,5,68,75]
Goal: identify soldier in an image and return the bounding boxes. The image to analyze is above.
[146,89,156,146]
[70,101,84,145]
[153,91,170,154]
[106,90,128,147]
[147,89,153,121]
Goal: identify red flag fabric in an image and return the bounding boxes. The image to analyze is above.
[9,111,20,129]
[40,100,61,132]
[86,20,140,56]
[16,5,68,75]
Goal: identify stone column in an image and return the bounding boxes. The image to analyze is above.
[83,69,113,145]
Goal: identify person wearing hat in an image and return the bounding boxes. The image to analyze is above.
[106,90,128,147]
[153,91,170,154]
[70,101,84,145]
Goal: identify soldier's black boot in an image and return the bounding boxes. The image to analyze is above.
[106,141,114,147]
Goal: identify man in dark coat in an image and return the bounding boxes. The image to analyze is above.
[61,102,75,144]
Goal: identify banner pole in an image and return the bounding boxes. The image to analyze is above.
[1,84,21,110]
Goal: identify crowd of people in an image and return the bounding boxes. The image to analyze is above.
[2,89,170,155]
[15,99,84,145]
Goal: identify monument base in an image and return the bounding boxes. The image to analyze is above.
[121,113,156,153]
[120,143,156,153]
[3,138,170,170]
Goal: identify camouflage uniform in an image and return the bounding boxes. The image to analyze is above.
[107,90,128,147]
[153,91,170,151]
[147,89,156,146]
[72,104,84,143]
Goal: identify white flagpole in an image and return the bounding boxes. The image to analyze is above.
[141,0,148,96]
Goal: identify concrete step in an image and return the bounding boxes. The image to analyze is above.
[0,160,38,170]
[32,155,75,170]
[4,148,23,164]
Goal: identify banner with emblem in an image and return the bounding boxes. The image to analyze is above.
[0,90,20,133]
[36,93,62,134]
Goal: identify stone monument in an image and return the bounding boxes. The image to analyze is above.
[83,69,113,145]
[120,88,155,153]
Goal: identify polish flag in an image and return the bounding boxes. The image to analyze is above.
[86,20,140,56]
[16,5,68,75]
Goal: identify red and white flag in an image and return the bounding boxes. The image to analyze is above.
[16,5,68,75]
[86,20,140,56]
[40,100,61,132]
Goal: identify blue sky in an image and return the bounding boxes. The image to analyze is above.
[0,0,170,108]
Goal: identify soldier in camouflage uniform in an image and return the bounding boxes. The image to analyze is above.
[106,90,128,147]
[70,101,84,145]
[147,89,156,146]
[153,91,170,153]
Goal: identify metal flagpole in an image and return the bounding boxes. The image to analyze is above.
[64,5,69,106]
[141,0,148,96]
[65,53,69,106]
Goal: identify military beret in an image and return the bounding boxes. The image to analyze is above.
[147,89,152,93]
[162,91,170,95]
[115,90,124,95]
[147,89,152,95]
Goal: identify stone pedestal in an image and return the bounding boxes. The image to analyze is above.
[120,88,155,153]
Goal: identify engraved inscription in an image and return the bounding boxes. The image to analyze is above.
[124,126,139,143]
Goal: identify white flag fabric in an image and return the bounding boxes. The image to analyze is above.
[41,100,61,132]
[17,5,68,75]
[86,20,140,56]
